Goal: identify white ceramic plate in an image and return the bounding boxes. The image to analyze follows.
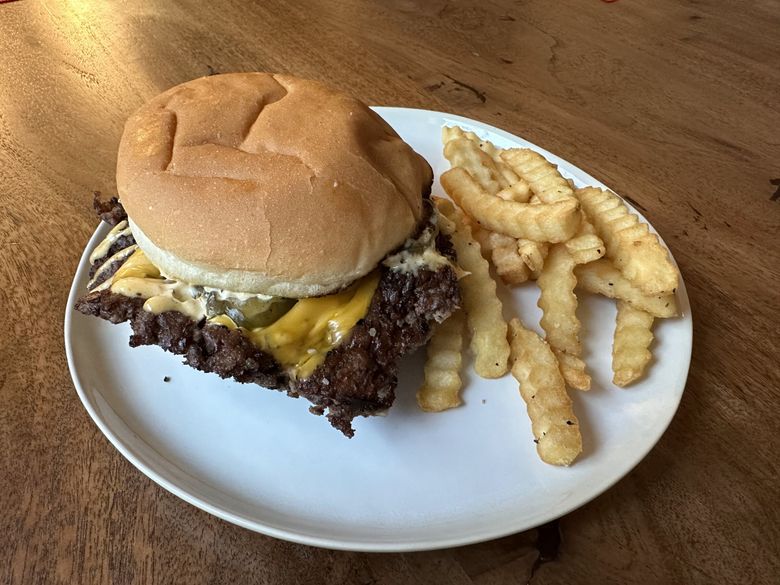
[65,108,692,552]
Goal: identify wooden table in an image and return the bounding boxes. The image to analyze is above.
[2,1,778,583]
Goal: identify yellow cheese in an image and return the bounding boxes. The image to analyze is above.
[108,249,379,380]
[111,249,160,281]
[249,271,379,380]
[208,314,238,329]
[111,276,171,298]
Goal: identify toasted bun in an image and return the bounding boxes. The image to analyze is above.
[116,73,431,297]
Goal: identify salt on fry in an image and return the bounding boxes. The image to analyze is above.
[612,301,655,387]
[509,319,582,466]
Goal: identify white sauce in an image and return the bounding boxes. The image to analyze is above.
[201,286,274,303]
[89,220,132,264]
[110,277,207,321]
[382,224,452,274]
[87,244,138,290]
[383,247,450,273]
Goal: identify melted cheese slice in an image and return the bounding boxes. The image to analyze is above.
[249,272,379,380]
[108,249,379,380]
[111,249,161,281]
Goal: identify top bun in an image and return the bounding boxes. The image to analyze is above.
[116,73,431,297]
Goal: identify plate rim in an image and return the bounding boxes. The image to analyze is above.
[64,107,693,552]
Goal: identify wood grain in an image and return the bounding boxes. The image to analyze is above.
[1,1,779,583]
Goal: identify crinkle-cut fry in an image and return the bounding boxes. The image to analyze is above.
[554,351,591,393]
[442,124,473,146]
[472,226,530,285]
[441,168,580,242]
[612,301,655,387]
[491,245,531,285]
[442,124,504,165]
[443,138,508,195]
[417,310,466,411]
[509,319,582,466]
[536,244,594,390]
[518,239,549,272]
[443,126,533,202]
[435,198,510,378]
[470,222,494,259]
[574,259,678,318]
[577,187,679,295]
[565,234,605,265]
[443,125,503,162]
[501,148,574,204]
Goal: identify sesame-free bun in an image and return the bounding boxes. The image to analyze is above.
[116,73,431,297]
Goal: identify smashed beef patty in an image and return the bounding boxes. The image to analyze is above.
[76,194,460,436]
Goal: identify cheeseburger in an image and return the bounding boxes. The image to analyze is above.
[76,73,460,436]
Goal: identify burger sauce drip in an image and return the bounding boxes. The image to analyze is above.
[88,220,132,264]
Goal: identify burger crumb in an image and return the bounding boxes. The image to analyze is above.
[163,376,171,382]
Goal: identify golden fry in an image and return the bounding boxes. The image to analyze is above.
[554,351,591,393]
[574,258,678,318]
[536,244,600,391]
[577,187,679,295]
[496,182,532,203]
[442,125,503,163]
[443,126,532,202]
[417,310,466,411]
[441,167,580,242]
[564,234,605,265]
[577,211,597,236]
[472,226,530,284]
[509,319,582,466]
[443,137,507,195]
[435,198,510,378]
[501,148,574,204]
[612,301,655,387]
[517,239,549,272]
[441,124,474,147]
